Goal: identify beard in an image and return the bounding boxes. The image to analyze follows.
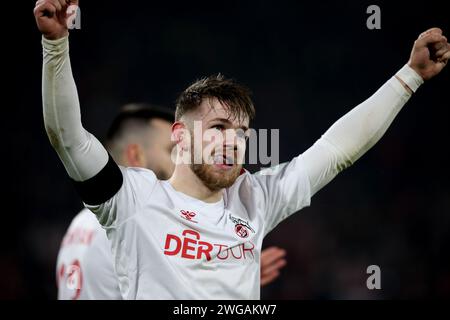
[154,168,171,180]
[191,162,242,191]
[188,129,244,191]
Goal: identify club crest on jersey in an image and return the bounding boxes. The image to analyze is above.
[229,214,255,238]
[180,210,198,223]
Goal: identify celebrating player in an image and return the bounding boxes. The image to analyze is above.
[56,105,287,299]
[35,0,449,299]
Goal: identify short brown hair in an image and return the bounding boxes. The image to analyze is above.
[175,74,255,122]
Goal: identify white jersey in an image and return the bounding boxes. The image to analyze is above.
[87,157,311,300]
[56,208,122,300]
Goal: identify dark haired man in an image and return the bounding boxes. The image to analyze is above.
[35,1,449,299]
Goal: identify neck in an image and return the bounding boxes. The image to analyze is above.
[168,164,223,203]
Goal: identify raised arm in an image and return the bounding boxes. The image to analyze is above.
[301,28,450,196]
[35,0,123,204]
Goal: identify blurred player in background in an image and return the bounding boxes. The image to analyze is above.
[56,105,287,299]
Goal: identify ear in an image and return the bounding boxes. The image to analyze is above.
[172,121,190,151]
[124,143,146,167]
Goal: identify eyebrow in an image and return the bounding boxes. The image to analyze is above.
[208,118,249,132]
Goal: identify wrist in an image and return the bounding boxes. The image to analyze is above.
[43,29,69,41]
[396,64,424,93]
[42,35,69,53]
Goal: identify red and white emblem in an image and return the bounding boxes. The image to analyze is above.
[229,214,255,238]
[235,224,249,238]
[180,210,198,223]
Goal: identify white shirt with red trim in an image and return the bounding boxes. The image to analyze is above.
[56,208,122,300]
[87,157,311,300]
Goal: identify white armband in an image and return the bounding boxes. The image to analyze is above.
[395,64,424,93]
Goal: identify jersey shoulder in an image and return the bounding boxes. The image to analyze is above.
[120,166,158,188]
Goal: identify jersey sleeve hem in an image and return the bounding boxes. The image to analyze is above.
[72,153,123,205]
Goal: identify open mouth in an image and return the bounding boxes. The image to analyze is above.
[212,154,235,169]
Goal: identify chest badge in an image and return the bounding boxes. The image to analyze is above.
[229,214,255,238]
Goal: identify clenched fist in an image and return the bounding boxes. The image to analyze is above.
[408,28,450,80]
[34,0,79,40]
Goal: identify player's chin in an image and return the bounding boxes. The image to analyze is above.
[192,163,242,189]
[209,164,241,184]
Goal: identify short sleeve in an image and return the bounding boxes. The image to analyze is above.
[85,166,158,229]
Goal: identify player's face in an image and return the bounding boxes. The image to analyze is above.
[144,118,175,180]
[189,98,249,191]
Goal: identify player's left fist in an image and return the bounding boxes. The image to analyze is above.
[408,28,450,81]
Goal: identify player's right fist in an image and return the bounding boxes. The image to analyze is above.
[34,0,78,40]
